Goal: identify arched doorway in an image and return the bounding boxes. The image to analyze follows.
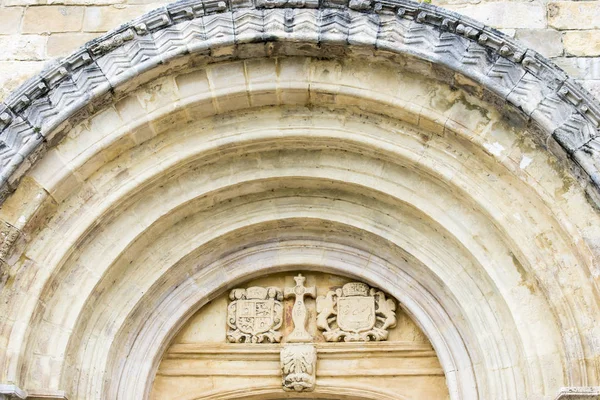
[0,1,599,399]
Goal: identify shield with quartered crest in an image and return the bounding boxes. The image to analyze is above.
[227,286,283,343]
[336,282,376,333]
[236,298,276,334]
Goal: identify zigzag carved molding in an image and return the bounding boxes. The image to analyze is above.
[0,0,599,201]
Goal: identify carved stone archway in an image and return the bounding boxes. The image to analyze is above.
[0,1,599,400]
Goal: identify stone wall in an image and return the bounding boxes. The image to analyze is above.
[0,0,599,102]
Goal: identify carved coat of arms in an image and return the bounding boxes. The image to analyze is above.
[227,286,283,343]
[316,282,397,342]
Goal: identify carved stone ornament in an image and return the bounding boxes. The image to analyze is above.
[316,282,397,342]
[226,286,283,343]
[284,274,316,343]
[280,343,317,392]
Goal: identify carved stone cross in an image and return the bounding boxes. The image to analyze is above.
[284,274,316,342]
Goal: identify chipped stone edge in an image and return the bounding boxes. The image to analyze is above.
[0,0,599,203]
[555,386,600,399]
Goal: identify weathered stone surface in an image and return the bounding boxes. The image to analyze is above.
[281,343,316,392]
[316,282,397,342]
[564,31,600,57]
[226,286,284,343]
[82,4,164,32]
[47,33,98,58]
[0,0,598,204]
[0,61,46,102]
[548,1,600,30]
[580,80,600,101]
[0,36,47,61]
[555,387,600,399]
[0,8,24,35]
[515,29,563,58]
[1,3,600,400]
[22,6,85,34]
[553,57,600,81]
[444,2,545,29]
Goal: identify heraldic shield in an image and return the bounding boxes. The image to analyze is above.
[316,282,397,342]
[227,286,283,343]
[337,295,376,333]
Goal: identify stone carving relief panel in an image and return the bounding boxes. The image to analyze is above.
[316,282,397,342]
[151,272,447,400]
[226,286,284,343]
[280,343,317,392]
[224,275,399,393]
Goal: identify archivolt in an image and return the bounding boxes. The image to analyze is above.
[0,2,599,400]
[0,0,599,200]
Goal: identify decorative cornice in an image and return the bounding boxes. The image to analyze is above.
[0,0,599,202]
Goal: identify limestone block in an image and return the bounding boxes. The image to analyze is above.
[0,36,47,61]
[553,57,600,81]
[46,33,98,58]
[0,61,45,102]
[515,29,563,58]
[548,1,600,30]
[22,6,84,34]
[444,2,545,29]
[580,80,600,102]
[564,31,600,57]
[0,8,24,35]
[82,4,163,32]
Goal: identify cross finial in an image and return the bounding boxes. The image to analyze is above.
[284,274,316,342]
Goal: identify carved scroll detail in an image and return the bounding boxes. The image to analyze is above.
[316,282,397,342]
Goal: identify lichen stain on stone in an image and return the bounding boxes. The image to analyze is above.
[511,252,536,294]
[428,87,491,127]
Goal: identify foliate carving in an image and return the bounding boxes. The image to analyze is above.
[317,282,397,342]
[226,286,283,343]
[280,343,316,392]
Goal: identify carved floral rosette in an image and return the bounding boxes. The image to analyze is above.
[226,286,283,343]
[280,343,317,392]
[316,282,397,342]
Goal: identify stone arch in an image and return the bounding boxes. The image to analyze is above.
[0,1,599,400]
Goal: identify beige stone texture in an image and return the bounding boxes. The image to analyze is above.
[0,35,46,61]
[548,1,600,30]
[82,4,162,32]
[563,30,600,57]
[22,6,84,33]
[0,7,24,35]
[444,2,546,29]
[515,28,563,58]
[0,1,600,399]
[46,32,96,57]
[0,56,596,399]
[0,60,45,100]
[0,0,599,104]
